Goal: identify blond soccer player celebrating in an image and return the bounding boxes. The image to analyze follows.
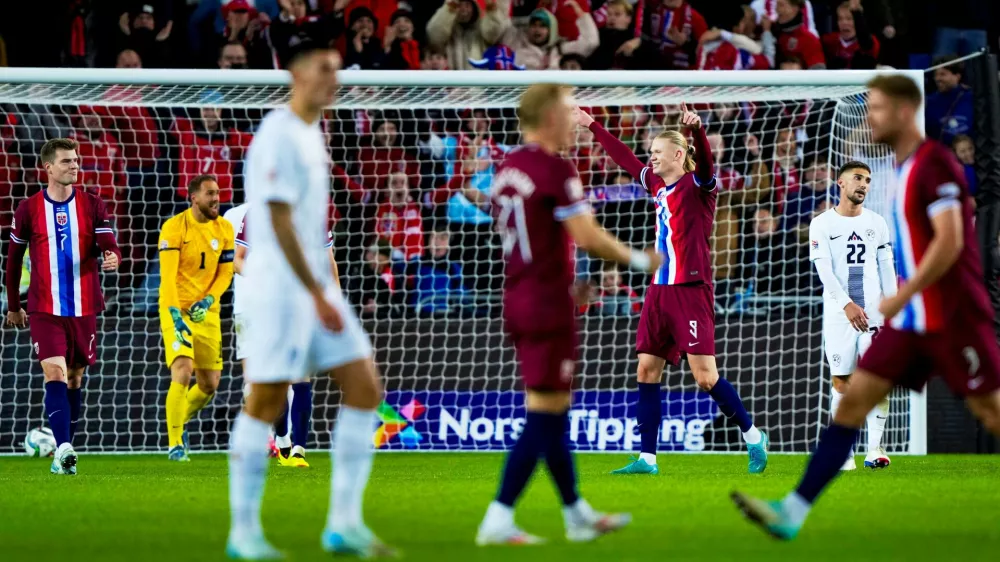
[158,174,235,462]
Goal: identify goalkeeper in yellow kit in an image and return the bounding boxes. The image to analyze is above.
[158,174,235,461]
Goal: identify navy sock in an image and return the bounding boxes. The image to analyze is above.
[540,412,579,506]
[67,387,83,441]
[44,381,71,447]
[708,377,753,433]
[274,403,290,440]
[637,383,662,455]
[290,382,312,449]
[496,412,544,507]
[796,423,860,503]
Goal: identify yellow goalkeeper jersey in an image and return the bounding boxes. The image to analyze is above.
[157,209,235,312]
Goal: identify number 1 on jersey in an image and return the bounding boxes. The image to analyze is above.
[200,252,206,269]
[496,194,532,263]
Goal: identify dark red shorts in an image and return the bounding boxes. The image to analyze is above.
[636,283,715,365]
[508,325,578,393]
[29,313,97,368]
[858,322,1000,397]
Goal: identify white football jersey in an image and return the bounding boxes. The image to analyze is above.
[243,107,333,300]
[223,203,249,315]
[809,208,895,324]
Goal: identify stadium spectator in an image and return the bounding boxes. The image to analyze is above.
[588,0,652,70]
[559,53,585,70]
[777,53,803,70]
[578,262,641,316]
[347,238,402,318]
[927,0,993,57]
[268,0,348,69]
[375,172,424,260]
[170,99,253,204]
[696,4,773,70]
[709,131,744,282]
[217,0,274,69]
[764,127,801,215]
[344,6,385,69]
[513,0,593,41]
[772,0,825,69]
[116,3,172,67]
[426,0,511,71]
[501,1,598,70]
[356,116,421,196]
[67,106,126,215]
[740,206,812,294]
[218,41,250,69]
[382,8,421,70]
[395,229,470,317]
[421,44,450,69]
[638,0,708,70]
[821,1,879,69]
[344,0,404,41]
[782,157,835,231]
[952,134,977,196]
[0,113,20,226]
[750,0,817,37]
[926,57,973,145]
[65,0,95,67]
[188,0,280,63]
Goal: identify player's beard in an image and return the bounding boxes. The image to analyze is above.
[199,202,219,220]
[848,192,866,205]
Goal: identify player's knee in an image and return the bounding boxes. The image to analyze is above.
[197,376,219,395]
[169,358,194,384]
[636,359,663,384]
[692,368,719,392]
[40,359,67,383]
[66,369,84,389]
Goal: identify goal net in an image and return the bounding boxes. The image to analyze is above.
[0,69,925,455]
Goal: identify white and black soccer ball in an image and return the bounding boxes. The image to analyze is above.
[24,427,57,457]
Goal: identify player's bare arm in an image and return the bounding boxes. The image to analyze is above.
[563,211,663,273]
[880,206,963,320]
[234,243,248,275]
[328,247,341,288]
[269,201,343,332]
[4,217,29,328]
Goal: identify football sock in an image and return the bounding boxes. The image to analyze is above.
[636,383,661,462]
[184,384,214,424]
[274,404,290,444]
[291,382,312,449]
[866,396,889,454]
[496,412,544,507]
[540,412,579,506]
[67,387,83,442]
[166,382,187,448]
[327,405,376,532]
[708,377,755,435]
[44,381,71,447]
[830,387,844,421]
[794,423,859,504]
[228,413,271,542]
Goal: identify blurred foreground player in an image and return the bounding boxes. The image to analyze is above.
[732,74,1000,540]
[4,138,122,475]
[476,83,664,546]
[226,43,394,560]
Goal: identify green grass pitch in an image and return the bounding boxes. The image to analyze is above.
[1,453,998,561]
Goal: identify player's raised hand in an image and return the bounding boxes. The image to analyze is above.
[168,307,193,348]
[5,309,27,328]
[188,295,215,324]
[313,292,344,333]
[102,250,120,272]
[679,103,702,130]
[573,106,595,128]
[843,301,869,332]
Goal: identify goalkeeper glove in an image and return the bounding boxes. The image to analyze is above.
[188,295,215,323]
[169,307,193,348]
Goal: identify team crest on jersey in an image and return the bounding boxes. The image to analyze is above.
[866,229,876,241]
[811,240,818,250]
[848,231,863,242]
[161,239,169,250]
[56,211,68,226]
[788,37,798,50]
[33,342,39,356]
[832,354,841,367]
[211,239,219,250]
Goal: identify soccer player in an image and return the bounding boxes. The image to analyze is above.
[227,202,340,468]
[732,74,1000,540]
[809,160,895,470]
[158,174,235,462]
[226,43,393,560]
[4,138,122,475]
[475,83,663,546]
[577,105,767,475]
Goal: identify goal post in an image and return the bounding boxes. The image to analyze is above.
[0,68,926,455]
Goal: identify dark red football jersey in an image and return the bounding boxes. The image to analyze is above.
[492,144,589,332]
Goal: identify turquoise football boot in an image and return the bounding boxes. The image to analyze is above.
[610,456,659,475]
[322,525,398,558]
[167,445,190,462]
[182,430,190,455]
[730,491,801,540]
[748,431,769,474]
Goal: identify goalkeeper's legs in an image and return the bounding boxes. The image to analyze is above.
[612,354,664,474]
[689,354,767,473]
[166,358,195,461]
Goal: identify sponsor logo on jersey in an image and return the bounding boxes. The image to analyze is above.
[848,231,863,242]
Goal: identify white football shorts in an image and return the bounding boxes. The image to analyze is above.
[243,286,372,383]
[823,317,879,377]
[234,312,249,361]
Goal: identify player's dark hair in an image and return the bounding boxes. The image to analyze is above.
[518,83,572,132]
[837,160,871,179]
[866,74,922,107]
[40,138,78,164]
[931,55,964,76]
[189,174,218,196]
[286,39,331,69]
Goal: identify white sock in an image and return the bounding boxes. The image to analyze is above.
[275,433,291,449]
[482,501,515,529]
[742,425,762,445]
[326,405,376,532]
[866,397,889,455]
[228,413,272,542]
[562,498,596,528]
[639,452,657,466]
[781,492,812,527]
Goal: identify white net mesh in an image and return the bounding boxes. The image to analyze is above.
[0,71,921,454]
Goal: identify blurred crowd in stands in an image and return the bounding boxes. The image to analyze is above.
[0,0,997,319]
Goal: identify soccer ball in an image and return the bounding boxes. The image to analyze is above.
[24,427,57,457]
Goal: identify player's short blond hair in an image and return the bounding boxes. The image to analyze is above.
[654,130,697,173]
[517,83,572,132]
[40,138,78,164]
[867,74,922,107]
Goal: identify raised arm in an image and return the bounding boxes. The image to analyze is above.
[680,103,715,187]
[575,107,649,183]
[563,211,662,273]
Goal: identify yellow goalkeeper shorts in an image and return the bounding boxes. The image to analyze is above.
[160,307,223,371]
